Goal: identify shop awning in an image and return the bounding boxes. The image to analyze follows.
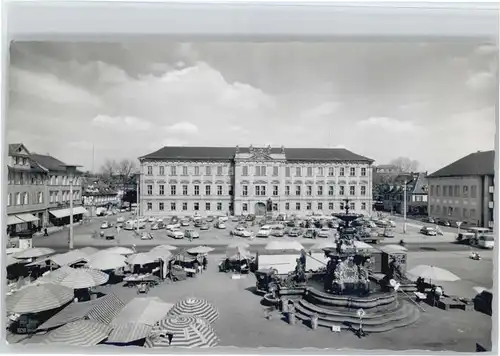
[50,207,88,218]
[15,213,39,223]
[7,215,23,226]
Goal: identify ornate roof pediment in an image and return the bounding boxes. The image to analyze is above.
[215,180,225,184]
[169,179,178,184]
[157,179,167,183]
[305,180,314,184]
[203,180,212,184]
[192,180,201,184]
[316,180,325,184]
[254,180,268,184]
[294,180,303,184]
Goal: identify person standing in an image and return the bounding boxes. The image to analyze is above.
[202,255,208,271]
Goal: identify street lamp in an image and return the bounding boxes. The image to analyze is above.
[61,164,82,250]
[403,180,407,234]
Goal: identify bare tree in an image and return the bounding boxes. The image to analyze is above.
[116,159,138,190]
[390,157,419,173]
[101,159,118,177]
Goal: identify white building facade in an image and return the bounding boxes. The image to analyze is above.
[138,146,374,217]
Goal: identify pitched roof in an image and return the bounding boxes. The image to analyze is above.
[139,146,373,163]
[8,143,28,156]
[412,172,429,194]
[31,153,83,174]
[429,150,495,178]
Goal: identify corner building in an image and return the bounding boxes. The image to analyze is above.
[138,146,374,217]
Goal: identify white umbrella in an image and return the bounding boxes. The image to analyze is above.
[226,242,250,249]
[14,247,55,259]
[352,241,374,250]
[6,255,20,267]
[6,247,25,255]
[6,283,74,313]
[126,253,159,266]
[407,265,460,282]
[106,247,135,255]
[148,249,173,261]
[310,240,337,251]
[150,245,178,253]
[78,247,99,256]
[380,244,408,252]
[187,246,215,254]
[86,251,127,270]
[50,267,109,289]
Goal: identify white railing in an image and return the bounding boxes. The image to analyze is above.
[489,201,494,209]
[489,186,494,194]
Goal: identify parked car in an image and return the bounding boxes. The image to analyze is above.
[303,228,317,239]
[100,221,112,229]
[477,233,494,249]
[194,219,203,228]
[116,216,125,223]
[230,227,252,238]
[383,228,396,238]
[167,229,184,239]
[151,222,165,230]
[317,228,331,238]
[271,228,285,237]
[436,219,451,227]
[256,225,272,238]
[420,226,438,236]
[206,216,215,222]
[180,219,190,227]
[422,217,436,224]
[245,214,256,221]
[184,229,200,239]
[215,221,226,229]
[232,216,240,222]
[287,228,302,237]
[200,223,210,231]
[147,216,156,223]
[166,223,181,230]
[217,216,229,223]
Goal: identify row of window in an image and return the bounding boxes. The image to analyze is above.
[7,172,82,186]
[429,205,477,219]
[147,184,230,196]
[7,192,44,206]
[146,201,368,212]
[146,184,368,197]
[49,190,80,203]
[430,184,478,199]
[145,164,368,178]
[247,201,368,211]
[146,201,224,212]
[147,165,231,176]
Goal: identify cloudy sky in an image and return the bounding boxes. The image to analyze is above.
[8,41,497,173]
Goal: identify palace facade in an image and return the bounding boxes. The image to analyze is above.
[138,146,374,217]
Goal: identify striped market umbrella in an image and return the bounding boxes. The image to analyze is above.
[168,298,218,324]
[51,267,110,289]
[42,320,112,346]
[126,253,159,266]
[106,247,135,255]
[86,251,127,270]
[6,283,74,313]
[14,247,55,259]
[146,315,218,348]
[150,245,178,253]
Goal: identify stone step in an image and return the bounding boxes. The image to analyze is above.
[295,299,420,332]
[304,288,397,310]
[297,298,400,319]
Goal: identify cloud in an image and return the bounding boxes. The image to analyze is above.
[357,117,418,133]
[92,115,152,131]
[466,71,495,91]
[9,67,101,107]
[164,122,199,135]
[300,101,341,119]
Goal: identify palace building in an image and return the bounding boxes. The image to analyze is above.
[138,146,374,217]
